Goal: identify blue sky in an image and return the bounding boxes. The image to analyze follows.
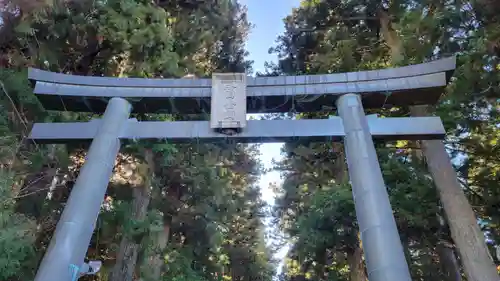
[240,0,301,269]
[242,0,300,74]
[240,0,300,202]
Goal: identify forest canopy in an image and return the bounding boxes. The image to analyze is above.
[0,0,498,281]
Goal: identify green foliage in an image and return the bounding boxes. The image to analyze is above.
[0,1,274,281]
[293,184,355,255]
[0,170,36,280]
[0,102,19,162]
[97,0,180,75]
[271,1,499,280]
[158,247,210,281]
[4,0,496,280]
[0,69,42,112]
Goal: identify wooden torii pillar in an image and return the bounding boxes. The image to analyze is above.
[28,57,456,281]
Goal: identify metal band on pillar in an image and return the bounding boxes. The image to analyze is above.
[34,98,131,281]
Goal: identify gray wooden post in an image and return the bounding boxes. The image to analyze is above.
[336,93,412,281]
[34,98,131,281]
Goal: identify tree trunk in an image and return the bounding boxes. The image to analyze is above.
[377,6,499,280]
[436,212,463,281]
[437,239,463,281]
[332,142,347,183]
[15,165,57,219]
[399,234,413,270]
[377,9,404,65]
[472,0,500,56]
[334,142,366,281]
[472,0,500,27]
[347,237,367,281]
[411,105,498,281]
[142,217,170,280]
[15,144,59,223]
[314,249,327,281]
[139,182,181,280]
[109,149,154,281]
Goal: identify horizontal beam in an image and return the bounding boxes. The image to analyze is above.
[29,117,446,144]
[32,73,447,114]
[28,57,456,113]
[29,57,456,87]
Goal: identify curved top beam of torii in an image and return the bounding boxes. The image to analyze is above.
[28,56,455,114]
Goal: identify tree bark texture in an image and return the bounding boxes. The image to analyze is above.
[348,236,367,281]
[109,149,154,281]
[139,181,181,280]
[437,240,463,281]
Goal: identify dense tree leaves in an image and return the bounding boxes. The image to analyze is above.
[1,0,499,281]
[271,0,499,281]
[0,1,274,281]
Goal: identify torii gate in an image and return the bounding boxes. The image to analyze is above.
[28,56,456,281]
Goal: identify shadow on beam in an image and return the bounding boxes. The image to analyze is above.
[29,118,445,144]
[28,57,456,114]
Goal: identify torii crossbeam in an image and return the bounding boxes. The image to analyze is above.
[30,117,445,143]
[29,57,456,281]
